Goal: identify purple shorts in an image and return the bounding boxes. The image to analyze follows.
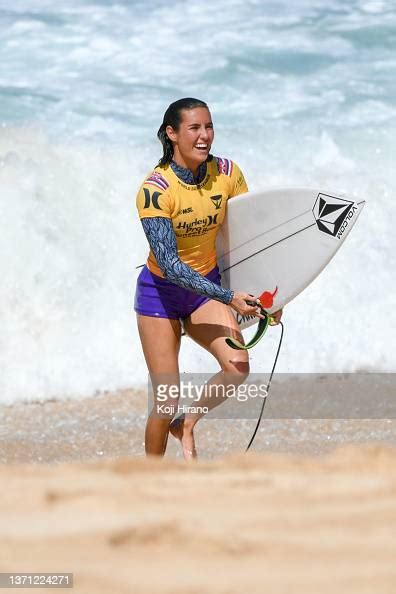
[134,265,222,320]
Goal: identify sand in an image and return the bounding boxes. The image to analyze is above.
[0,375,395,593]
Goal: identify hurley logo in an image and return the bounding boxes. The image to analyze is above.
[312,193,358,239]
[210,194,223,209]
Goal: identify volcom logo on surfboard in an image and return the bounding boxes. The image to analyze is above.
[313,194,358,239]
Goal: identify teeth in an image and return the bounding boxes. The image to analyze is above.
[195,144,207,148]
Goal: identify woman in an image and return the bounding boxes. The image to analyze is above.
[135,98,282,459]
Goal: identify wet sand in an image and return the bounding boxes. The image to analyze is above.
[1,374,395,464]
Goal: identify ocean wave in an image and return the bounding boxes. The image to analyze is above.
[1,0,395,403]
[0,125,394,404]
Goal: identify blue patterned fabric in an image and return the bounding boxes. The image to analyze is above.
[141,217,233,305]
[170,159,207,185]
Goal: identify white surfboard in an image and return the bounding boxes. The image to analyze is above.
[216,188,365,329]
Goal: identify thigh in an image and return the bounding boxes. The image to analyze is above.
[184,300,249,368]
[137,314,182,417]
[136,314,182,375]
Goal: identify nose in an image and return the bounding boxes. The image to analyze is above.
[199,125,209,141]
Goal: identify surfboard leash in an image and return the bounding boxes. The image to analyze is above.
[169,320,284,455]
[225,310,272,350]
[245,320,284,452]
[225,289,279,350]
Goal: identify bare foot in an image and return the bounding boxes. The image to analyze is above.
[169,417,197,460]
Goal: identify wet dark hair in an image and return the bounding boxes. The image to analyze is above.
[157,98,208,166]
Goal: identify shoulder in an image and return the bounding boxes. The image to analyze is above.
[212,155,246,180]
[213,156,235,177]
[211,155,248,197]
[141,165,172,192]
[136,165,173,217]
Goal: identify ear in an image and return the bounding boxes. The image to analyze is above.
[165,125,177,143]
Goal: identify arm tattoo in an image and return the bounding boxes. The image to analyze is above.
[141,217,234,305]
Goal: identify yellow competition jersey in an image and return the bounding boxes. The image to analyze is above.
[136,156,248,276]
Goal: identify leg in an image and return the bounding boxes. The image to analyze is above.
[184,299,250,417]
[170,299,249,456]
[137,314,182,456]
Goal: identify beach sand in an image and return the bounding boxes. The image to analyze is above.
[1,375,395,593]
[1,373,395,464]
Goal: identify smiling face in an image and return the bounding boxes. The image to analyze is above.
[166,107,214,175]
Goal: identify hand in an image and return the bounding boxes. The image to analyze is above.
[229,292,265,319]
[269,309,283,325]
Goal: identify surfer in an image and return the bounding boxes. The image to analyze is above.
[135,98,282,459]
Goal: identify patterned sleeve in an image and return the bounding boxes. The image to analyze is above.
[141,217,234,305]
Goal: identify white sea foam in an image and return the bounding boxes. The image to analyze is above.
[1,0,395,403]
[1,124,394,405]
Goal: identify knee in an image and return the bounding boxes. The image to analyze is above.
[221,359,250,385]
